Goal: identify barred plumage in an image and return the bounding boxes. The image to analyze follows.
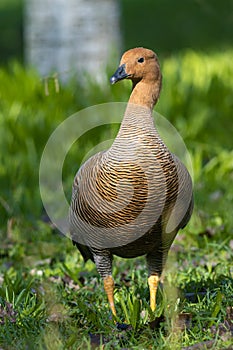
[69,47,193,316]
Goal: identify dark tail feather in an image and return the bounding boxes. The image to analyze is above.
[72,241,94,262]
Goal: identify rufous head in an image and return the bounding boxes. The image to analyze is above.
[110,47,161,86]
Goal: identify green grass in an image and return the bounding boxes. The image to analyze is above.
[0,50,233,348]
[0,228,232,349]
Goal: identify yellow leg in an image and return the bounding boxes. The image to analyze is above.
[148,275,160,312]
[103,275,116,316]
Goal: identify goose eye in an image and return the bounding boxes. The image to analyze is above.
[137,57,144,63]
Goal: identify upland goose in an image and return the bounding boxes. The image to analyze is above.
[69,47,193,316]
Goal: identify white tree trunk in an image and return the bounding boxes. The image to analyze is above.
[24,0,121,82]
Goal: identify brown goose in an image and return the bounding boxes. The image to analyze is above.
[69,47,193,316]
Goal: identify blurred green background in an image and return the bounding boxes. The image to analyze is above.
[1,0,233,63]
[0,0,232,229]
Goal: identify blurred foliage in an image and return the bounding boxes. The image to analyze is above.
[0,0,233,64]
[121,0,233,54]
[158,50,233,150]
[0,0,23,63]
[0,50,232,234]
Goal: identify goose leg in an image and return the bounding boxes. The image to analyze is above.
[148,274,160,311]
[146,251,163,311]
[93,250,116,316]
[104,275,116,316]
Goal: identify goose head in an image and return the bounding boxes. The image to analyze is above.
[110,47,162,109]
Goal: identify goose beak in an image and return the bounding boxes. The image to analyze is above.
[110,64,129,84]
